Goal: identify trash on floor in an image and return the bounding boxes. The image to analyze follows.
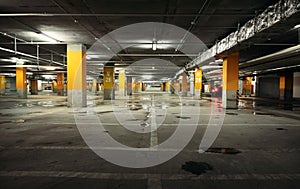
[15,119,25,123]
[206,147,241,154]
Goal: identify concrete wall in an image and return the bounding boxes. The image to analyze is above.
[294,72,300,98]
[258,76,279,99]
[5,77,16,92]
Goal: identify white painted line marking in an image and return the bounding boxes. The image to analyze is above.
[0,171,299,181]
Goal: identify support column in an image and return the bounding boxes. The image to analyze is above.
[127,76,132,96]
[67,44,87,107]
[30,79,38,95]
[222,52,239,109]
[57,73,64,96]
[242,77,252,96]
[195,68,202,99]
[103,66,115,100]
[166,81,170,92]
[282,72,294,110]
[181,72,188,96]
[16,67,27,99]
[118,69,126,96]
[91,78,97,94]
[189,73,194,96]
[52,80,57,93]
[0,75,5,95]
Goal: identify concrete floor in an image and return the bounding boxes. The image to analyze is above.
[0,91,299,189]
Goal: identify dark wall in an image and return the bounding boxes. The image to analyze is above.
[258,76,279,99]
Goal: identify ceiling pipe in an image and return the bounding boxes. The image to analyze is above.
[0,46,64,66]
[239,44,300,69]
[0,13,256,17]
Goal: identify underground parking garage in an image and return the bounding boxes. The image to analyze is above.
[0,0,300,188]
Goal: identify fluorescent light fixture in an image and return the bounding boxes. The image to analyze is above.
[152,41,157,51]
[294,24,300,29]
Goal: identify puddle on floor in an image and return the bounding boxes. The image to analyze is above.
[206,147,241,154]
[97,111,114,114]
[182,161,213,175]
[276,128,288,131]
[175,116,191,119]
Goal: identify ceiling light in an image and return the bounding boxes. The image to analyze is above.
[294,24,300,29]
[152,41,157,51]
[34,32,58,43]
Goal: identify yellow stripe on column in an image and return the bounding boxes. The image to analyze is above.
[222,52,239,109]
[16,67,27,89]
[103,67,114,89]
[67,51,86,90]
[0,75,5,95]
[67,44,86,107]
[16,67,27,98]
[194,68,202,90]
[222,52,239,91]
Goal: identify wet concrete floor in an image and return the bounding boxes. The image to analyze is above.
[0,92,299,189]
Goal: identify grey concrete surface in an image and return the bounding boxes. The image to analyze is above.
[0,91,299,189]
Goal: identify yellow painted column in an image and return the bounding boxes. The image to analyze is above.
[242,77,252,96]
[57,73,64,96]
[67,44,87,107]
[52,80,57,93]
[103,66,114,100]
[0,75,5,95]
[279,76,285,100]
[139,82,142,92]
[30,79,38,95]
[181,72,188,96]
[166,81,170,92]
[16,67,27,98]
[222,52,239,109]
[195,68,202,99]
[118,69,126,96]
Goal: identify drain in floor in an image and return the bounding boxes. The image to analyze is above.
[182,161,213,175]
[206,147,241,154]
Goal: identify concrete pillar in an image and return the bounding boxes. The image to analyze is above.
[127,76,132,96]
[189,73,194,96]
[103,66,115,100]
[57,73,64,96]
[91,78,97,94]
[132,77,139,93]
[181,72,188,96]
[242,77,252,96]
[195,68,202,99]
[30,79,38,95]
[118,69,126,96]
[166,81,170,92]
[282,72,294,110]
[0,75,5,95]
[52,80,57,93]
[67,44,87,107]
[139,82,143,92]
[16,67,27,99]
[222,52,239,109]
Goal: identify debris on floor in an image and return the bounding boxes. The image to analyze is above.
[15,119,25,123]
[182,161,213,175]
[206,147,241,154]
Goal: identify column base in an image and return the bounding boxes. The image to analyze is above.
[104,89,115,100]
[68,90,87,107]
[0,88,5,95]
[57,89,64,96]
[222,90,237,109]
[31,89,38,95]
[17,88,27,99]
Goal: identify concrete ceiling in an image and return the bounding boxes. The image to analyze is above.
[0,0,299,80]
